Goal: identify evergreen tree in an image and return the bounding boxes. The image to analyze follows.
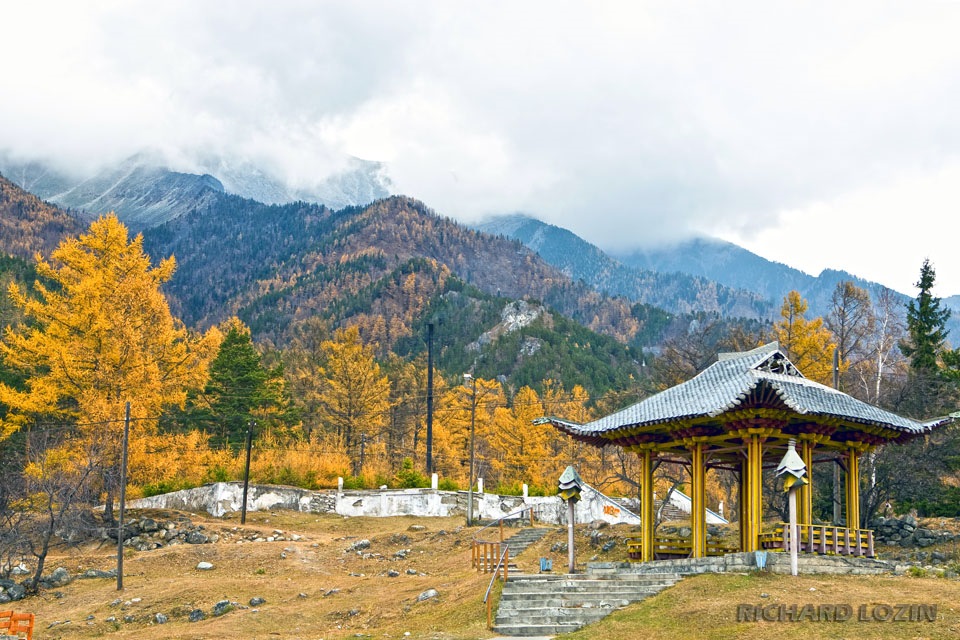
[184,318,294,447]
[900,259,951,375]
[897,259,958,417]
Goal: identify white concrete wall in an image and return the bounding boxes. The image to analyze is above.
[127,481,645,525]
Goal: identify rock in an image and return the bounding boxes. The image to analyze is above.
[408,525,427,532]
[42,567,73,588]
[394,549,410,559]
[349,608,361,616]
[347,539,371,552]
[2,583,26,602]
[298,592,309,598]
[250,597,266,606]
[323,589,340,597]
[212,600,234,617]
[196,561,214,571]
[417,589,439,602]
[387,570,400,578]
[391,534,411,545]
[105,616,116,623]
[80,569,117,579]
[601,540,616,552]
[589,520,609,530]
[406,569,418,575]
[186,531,209,544]
[188,609,206,622]
[154,613,168,624]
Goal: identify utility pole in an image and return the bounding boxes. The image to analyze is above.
[426,322,434,475]
[241,420,254,524]
[464,373,477,526]
[117,402,130,590]
[833,349,842,525]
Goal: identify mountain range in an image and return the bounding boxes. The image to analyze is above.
[0,153,955,398]
[0,152,391,231]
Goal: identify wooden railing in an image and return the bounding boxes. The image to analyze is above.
[625,534,738,561]
[759,523,875,558]
[483,545,510,628]
[0,610,34,640]
[471,505,537,573]
[473,540,510,574]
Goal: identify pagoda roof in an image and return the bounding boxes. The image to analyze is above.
[541,342,951,443]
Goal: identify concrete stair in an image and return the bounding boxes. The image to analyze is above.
[492,570,681,636]
[504,527,552,557]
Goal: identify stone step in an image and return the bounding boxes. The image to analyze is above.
[493,568,684,635]
[500,587,663,601]
[498,595,650,609]
[502,579,677,592]
[492,622,585,636]
[496,608,613,624]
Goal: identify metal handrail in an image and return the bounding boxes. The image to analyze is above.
[472,504,538,543]
[483,544,510,628]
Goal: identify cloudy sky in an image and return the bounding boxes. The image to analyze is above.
[2,1,960,295]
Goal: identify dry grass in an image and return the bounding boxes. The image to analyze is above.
[19,512,960,640]
[21,510,493,640]
[560,571,960,640]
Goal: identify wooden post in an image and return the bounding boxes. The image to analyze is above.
[845,447,861,530]
[742,433,763,552]
[799,439,814,525]
[641,449,655,562]
[690,442,706,558]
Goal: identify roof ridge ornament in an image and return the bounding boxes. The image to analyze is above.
[754,351,804,378]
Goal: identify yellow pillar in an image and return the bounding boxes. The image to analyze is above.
[798,439,814,525]
[690,441,706,558]
[845,447,860,530]
[640,449,655,562]
[743,433,763,552]
[738,457,748,552]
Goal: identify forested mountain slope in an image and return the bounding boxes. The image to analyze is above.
[478,214,772,319]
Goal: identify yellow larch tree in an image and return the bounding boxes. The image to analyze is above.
[0,214,219,517]
[314,325,391,474]
[769,290,839,385]
[0,214,218,435]
[495,386,553,491]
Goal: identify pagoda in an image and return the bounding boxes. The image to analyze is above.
[538,343,952,561]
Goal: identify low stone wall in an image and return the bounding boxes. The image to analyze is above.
[127,481,642,525]
[590,552,897,577]
[871,515,958,548]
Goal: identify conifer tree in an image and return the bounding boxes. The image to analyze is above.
[0,214,218,438]
[770,291,837,384]
[900,259,951,375]
[184,317,295,447]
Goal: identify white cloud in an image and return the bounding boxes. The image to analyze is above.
[3,1,960,292]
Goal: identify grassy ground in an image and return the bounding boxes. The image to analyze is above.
[13,513,960,640]
[559,571,960,640]
[20,510,494,640]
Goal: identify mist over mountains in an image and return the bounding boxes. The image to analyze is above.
[2,152,955,357]
[0,151,392,230]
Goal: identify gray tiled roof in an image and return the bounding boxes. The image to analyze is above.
[545,343,946,438]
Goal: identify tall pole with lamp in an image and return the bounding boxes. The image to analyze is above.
[463,373,477,526]
[776,439,808,576]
